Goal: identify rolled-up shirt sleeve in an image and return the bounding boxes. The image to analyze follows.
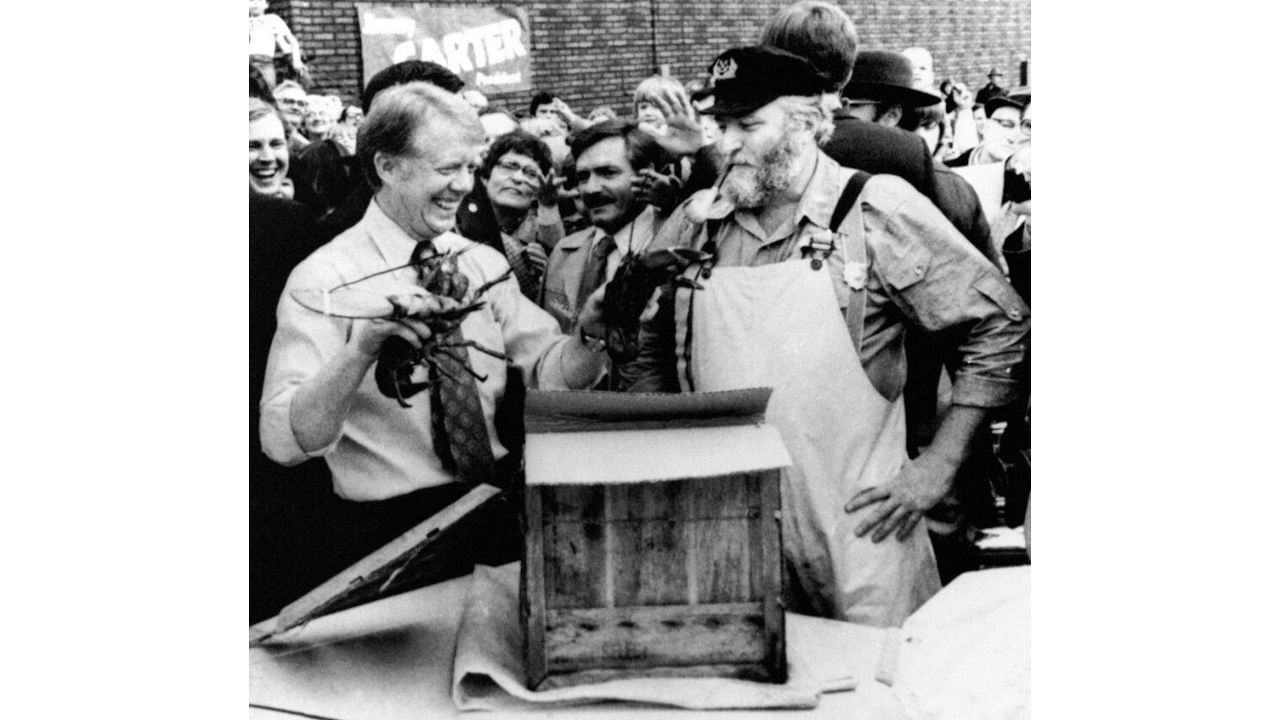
[258,260,349,466]
[484,264,606,390]
[864,182,1030,409]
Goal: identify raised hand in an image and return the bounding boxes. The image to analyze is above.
[638,86,705,157]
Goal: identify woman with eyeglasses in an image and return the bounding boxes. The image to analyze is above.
[455,130,565,300]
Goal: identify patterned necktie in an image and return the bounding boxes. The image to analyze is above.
[500,228,542,300]
[412,241,497,487]
[577,233,616,316]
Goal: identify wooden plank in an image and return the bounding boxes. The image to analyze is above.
[544,485,607,609]
[610,481,688,606]
[543,483,605,521]
[523,485,547,689]
[759,470,787,682]
[686,474,757,604]
[545,603,766,671]
[686,518,753,605]
[537,662,779,690]
[252,484,502,646]
[748,472,764,599]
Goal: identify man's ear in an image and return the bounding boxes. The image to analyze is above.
[373,151,400,186]
[788,108,819,135]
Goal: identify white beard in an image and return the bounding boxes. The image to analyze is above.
[722,133,802,209]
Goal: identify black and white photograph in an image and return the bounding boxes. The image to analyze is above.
[247,1,1032,718]
[13,0,1275,716]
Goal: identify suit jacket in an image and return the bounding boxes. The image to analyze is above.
[288,138,357,217]
[455,176,506,256]
[823,113,939,205]
[540,225,596,333]
[250,190,324,450]
[975,81,1008,106]
[249,190,332,622]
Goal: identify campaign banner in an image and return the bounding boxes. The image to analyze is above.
[356,3,533,92]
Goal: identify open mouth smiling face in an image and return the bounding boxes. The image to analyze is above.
[249,114,289,195]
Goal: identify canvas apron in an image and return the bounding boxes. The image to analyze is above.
[673,252,940,627]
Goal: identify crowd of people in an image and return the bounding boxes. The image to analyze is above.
[249,0,1031,629]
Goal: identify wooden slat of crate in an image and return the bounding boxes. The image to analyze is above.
[522,484,547,686]
[685,474,759,603]
[759,470,785,680]
[543,484,608,609]
[537,662,777,690]
[545,603,766,670]
[608,481,688,606]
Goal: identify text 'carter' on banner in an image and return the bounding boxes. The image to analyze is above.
[356,3,533,93]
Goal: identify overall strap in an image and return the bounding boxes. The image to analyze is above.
[676,171,873,389]
[675,220,720,392]
[834,171,872,356]
[831,171,871,230]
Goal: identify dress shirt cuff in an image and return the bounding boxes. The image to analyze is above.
[949,372,1023,410]
[537,336,608,389]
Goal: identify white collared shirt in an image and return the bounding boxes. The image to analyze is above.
[259,200,600,500]
[588,205,658,282]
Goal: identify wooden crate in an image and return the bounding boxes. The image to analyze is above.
[520,389,791,690]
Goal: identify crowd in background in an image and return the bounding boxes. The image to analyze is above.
[250,0,1030,629]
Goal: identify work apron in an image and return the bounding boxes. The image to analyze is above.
[673,254,940,627]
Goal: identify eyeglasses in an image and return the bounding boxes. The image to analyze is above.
[991,117,1032,135]
[495,158,543,181]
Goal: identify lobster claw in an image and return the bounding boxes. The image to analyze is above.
[606,325,640,363]
[375,336,430,407]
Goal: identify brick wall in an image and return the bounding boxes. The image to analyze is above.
[269,0,1030,114]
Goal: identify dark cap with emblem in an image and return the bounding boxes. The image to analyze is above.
[701,45,827,117]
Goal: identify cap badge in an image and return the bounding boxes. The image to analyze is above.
[711,57,738,83]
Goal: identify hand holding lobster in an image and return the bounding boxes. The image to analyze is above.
[372,251,513,407]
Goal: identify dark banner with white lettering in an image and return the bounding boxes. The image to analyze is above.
[356,3,533,93]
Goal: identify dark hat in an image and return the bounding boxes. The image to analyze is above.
[988,67,1003,78]
[984,93,1026,117]
[841,50,941,109]
[701,45,827,116]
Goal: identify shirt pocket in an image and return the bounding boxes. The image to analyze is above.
[973,271,1027,323]
[878,239,933,292]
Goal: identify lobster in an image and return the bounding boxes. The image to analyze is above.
[288,246,512,409]
[599,247,712,362]
[372,248,514,408]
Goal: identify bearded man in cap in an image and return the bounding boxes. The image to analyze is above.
[626,46,1029,628]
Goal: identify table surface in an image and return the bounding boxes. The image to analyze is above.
[249,568,895,720]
